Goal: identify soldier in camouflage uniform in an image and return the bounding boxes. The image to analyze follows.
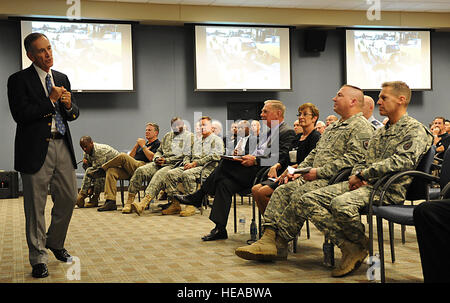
[297,81,433,277]
[163,116,224,216]
[129,117,194,215]
[76,136,120,208]
[235,84,374,262]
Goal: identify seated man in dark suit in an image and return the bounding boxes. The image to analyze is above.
[174,100,296,241]
[232,120,256,156]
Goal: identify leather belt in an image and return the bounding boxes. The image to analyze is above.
[50,132,64,140]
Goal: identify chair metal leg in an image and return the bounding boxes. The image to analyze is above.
[368,213,374,257]
[401,225,406,244]
[258,211,262,239]
[377,216,386,283]
[306,219,310,239]
[119,180,125,207]
[388,221,395,263]
[233,194,237,234]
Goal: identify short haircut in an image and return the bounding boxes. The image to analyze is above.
[171,117,182,125]
[79,135,92,146]
[264,100,286,117]
[342,84,364,107]
[199,116,212,122]
[298,102,320,119]
[434,117,446,123]
[24,32,48,53]
[382,81,411,104]
[146,122,159,133]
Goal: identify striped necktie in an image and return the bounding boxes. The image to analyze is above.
[46,74,66,135]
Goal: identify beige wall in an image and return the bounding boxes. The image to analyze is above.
[1,0,450,29]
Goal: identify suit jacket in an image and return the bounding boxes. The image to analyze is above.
[7,65,80,174]
[218,121,295,186]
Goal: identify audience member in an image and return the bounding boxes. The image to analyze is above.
[293,120,303,135]
[252,103,321,214]
[224,121,239,155]
[362,95,383,129]
[325,114,338,126]
[445,119,450,134]
[235,84,374,262]
[232,120,255,156]
[315,121,326,134]
[77,136,120,208]
[174,100,296,241]
[431,116,450,159]
[211,119,223,138]
[238,81,432,279]
[251,119,261,138]
[125,118,193,214]
[87,122,161,211]
[163,116,224,216]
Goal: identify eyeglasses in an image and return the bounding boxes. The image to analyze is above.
[297,112,313,117]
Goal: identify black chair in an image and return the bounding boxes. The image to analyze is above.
[370,146,444,282]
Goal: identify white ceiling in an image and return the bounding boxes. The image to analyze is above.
[92,0,450,12]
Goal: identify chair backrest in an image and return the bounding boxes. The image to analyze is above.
[440,147,450,190]
[328,167,352,185]
[405,145,436,201]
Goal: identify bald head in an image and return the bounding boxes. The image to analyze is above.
[362,95,375,119]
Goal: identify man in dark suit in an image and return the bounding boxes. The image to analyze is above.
[174,100,295,241]
[7,33,79,278]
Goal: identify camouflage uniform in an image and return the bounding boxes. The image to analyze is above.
[284,114,433,248]
[264,112,374,238]
[127,130,194,197]
[80,143,120,195]
[164,133,224,196]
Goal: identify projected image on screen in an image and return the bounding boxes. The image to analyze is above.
[346,30,431,90]
[195,25,291,91]
[21,20,133,91]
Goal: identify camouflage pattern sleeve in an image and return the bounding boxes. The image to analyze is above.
[360,120,433,181]
[315,116,374,179]
[153,132,170,160]
[195,134,224,166]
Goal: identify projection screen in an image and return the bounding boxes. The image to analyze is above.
[194,25,291,91]
[345,29,431,90]
[21,20,134,92]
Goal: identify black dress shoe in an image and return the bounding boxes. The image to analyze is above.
[202,227,228,241]
[87,167,106,178]
[46,246,72,262]
[97,200,117,211]
[173,192,204,208]
[32,263,49,278]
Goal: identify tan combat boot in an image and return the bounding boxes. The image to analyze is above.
[331,240,368,277]
[275,235,289,260]
[131,195,152,216]
[235,228,277,261]
[76,192,87,208]
[122,193,136,214]
[162,200,181,215]
[180,205,196,217]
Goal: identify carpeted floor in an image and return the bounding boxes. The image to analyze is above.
[0,192,424,284]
